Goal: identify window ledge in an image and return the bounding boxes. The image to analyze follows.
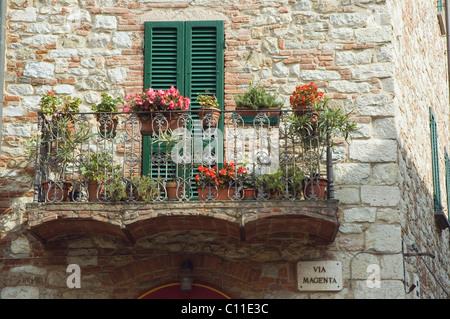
[435,209,450,231]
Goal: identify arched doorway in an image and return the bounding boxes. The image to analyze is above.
[137,282,232,299]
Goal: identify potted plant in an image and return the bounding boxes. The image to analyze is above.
[234,80,283,124]
[289,82,324,114]
[31,91,92,202]
[195,161,247,201]
[105,174,128,202]
[132,175,162,203]
[290,96,358,200]
[92,93,123,138]
[196,91,221,127]
[123,86,191,135]
[80,151,121,201]
[255,167,304,200]
[152,129,185,200]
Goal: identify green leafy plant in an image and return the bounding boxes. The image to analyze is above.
[235,81,283,110]
[290,97,358,148]
[92,93,123,115]
[255,167,304,199]
[196,91,219,108]
[80,151,121,182]
[106,175,128,202]
[133,175,161,203]
[39,91,81,117]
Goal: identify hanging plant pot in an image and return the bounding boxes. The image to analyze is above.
[198,107,221,127]
[137,112,181,136]
[98,117,118,138]
[235,107,281,125]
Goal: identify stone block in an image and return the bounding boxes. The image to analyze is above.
[339,224,363,234]
[93,15,117,30]
[9,8,37,22]
[355,26,391,44]
[366,224,402,252]
[329,13,367,28]
[301,70,341,80]
[107,68,127,83]
[7,84,33,96]
[349,139,397,162]
[361,185,400,207]
[351,63,394,80]
[328,28,354,40]
[1,286,39,299]
[380,254,404,279]
[334,163,371,185]
[335,50,372,66]
[353,280,404,299]
[10,266,47,276]
[354,94,394,116]
[88,33,111,47]
[343,207,376,223]
[335,187,360,204]
[372,117,397,139]
[328,80,371,93]
[372,163,399,185]
[23,61,55,79]
[112,32,132,48]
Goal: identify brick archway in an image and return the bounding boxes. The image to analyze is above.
[137,282,232,299]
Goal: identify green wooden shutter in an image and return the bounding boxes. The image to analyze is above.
[445,148,450,216]
[142,21,225,200]
[143,22,184,183]
[144,21,184,90]
[430,107,442,211]
[185,21,224,114]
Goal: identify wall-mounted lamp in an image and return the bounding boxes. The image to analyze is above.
[178,260,194,294]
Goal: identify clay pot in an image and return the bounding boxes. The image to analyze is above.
[42,181,71,202]
[303,178,327,200]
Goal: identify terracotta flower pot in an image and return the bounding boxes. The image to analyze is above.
[98,117,118,138]
[88,180,105,201]
[166,181,183,201]
[303,178,327,200]
[198,108,221,127]
[197,187,235,201]
[42,181,71,202]
[138,112,181,136]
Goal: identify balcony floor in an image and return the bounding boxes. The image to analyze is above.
[25,200,340,246]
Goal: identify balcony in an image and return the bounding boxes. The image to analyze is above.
[27,109,340,244]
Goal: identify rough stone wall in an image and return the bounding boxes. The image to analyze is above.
[0,0,449,299]
[389,0,450,299]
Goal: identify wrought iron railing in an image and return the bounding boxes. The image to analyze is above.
[32,109,334,203]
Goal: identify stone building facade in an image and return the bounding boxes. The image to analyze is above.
[0,0,449,299]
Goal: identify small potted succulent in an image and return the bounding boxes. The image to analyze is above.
[91,93,123,138]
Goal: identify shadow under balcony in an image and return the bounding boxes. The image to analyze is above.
[27,109,341,245]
